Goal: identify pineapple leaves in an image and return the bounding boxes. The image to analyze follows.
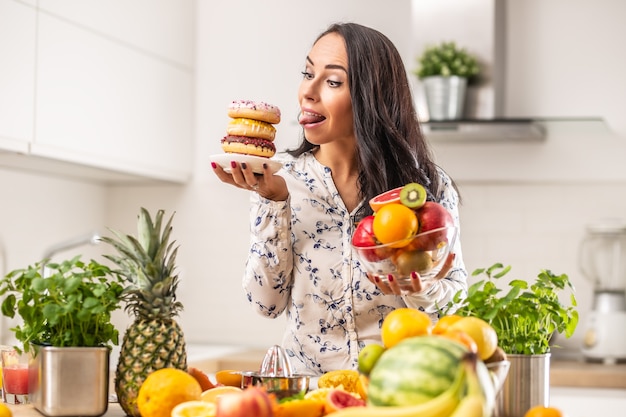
[102,208,183,320]
[0,256,125,354]
[441,263,579,355]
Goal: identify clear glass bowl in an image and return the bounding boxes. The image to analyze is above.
[486,360,511,394]
[352,226,457,293]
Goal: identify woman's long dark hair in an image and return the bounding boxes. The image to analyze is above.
[288,22,444,216]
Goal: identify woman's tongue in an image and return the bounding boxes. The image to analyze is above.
[299,112,326,126]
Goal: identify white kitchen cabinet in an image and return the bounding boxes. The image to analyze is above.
[550,387,626,417]
[0,0,35,153]
[0,0,193,184]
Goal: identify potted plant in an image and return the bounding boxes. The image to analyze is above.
[0,255,125,416]
[414,41,480,121]
[442,263,579,417]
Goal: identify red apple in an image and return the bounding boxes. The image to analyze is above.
[216,386,274,417]
[417,202,454,232]
[414,202,455,250]
[352,215,392,262]
[352,215,377,248]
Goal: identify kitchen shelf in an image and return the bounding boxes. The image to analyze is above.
[422,117,609,142]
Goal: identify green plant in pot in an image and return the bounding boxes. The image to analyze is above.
[414,41,480,121]
[0,255,125,416]
[442,263,579,417]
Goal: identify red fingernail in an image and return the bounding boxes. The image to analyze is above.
[374,276,380,283]
[230,161,237,168]
[211,162,217,169]
[411,271,418,280]
[241,162,247,169]
[263,163,268,169]
[387,274,394,283]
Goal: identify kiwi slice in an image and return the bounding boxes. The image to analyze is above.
[399,183,427,209]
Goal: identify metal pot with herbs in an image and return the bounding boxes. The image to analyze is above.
[0,255,125,353]
[442,263,579,355]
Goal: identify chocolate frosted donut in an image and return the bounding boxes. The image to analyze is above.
[221,135,276,158]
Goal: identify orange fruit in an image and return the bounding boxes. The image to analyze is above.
[171,400,216,417]
[448,316,498,360]
[440,329,479,354]
[432,314,463,335]
[524,405,564,417]
[188,367,216,391]
[137,368,203,417]
[200,386,243,404]
[0,403,12,417]
[372,203,418,248]
[380,308,433,349]
[273,398,325,417]
[215,369,243,387]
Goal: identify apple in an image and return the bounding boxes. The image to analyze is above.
[416,202,454,232]
[351,215,377,247]
[352,215,394,262]
[413,202,455,250]
[216,386,274,417]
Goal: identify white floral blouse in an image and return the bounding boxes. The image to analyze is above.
[243,151,467,375]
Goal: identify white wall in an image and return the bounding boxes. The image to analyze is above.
[1,0,625,356]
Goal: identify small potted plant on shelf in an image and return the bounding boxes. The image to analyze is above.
[441,263,579,417]
[414,41,480,121]
[0,255,125,417]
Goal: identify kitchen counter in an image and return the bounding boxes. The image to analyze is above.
[189,348,626,390]
[6,404,126,417]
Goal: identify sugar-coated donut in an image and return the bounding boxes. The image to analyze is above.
[228,100,281,124]
[221,135,276,158]
[226,118,276,141]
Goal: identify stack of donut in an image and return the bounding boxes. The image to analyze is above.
[221,100,281,158]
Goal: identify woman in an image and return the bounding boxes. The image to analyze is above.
[212,22,467,375]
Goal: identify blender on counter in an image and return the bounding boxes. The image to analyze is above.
[579,219,626,364]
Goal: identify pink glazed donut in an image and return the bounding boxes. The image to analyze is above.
[227,100,281,124]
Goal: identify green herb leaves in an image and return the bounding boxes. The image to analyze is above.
[415,41,480,80]
[443,263,579,355]
[0,255,124,354]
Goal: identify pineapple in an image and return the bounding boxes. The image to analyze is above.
[102,207,187,417]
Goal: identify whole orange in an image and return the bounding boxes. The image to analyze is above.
[380,308,432,348]
[448,316,498,360]
[137,368,202,417]
[432,314,463,335]
[372,203,418,248]
[524,405,564,417]
[440,328,478,354]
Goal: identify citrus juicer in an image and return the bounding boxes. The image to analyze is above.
[579,219,626,364]
[240,345,312,399]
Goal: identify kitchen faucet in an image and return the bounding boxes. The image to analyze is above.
[41,231,102,276]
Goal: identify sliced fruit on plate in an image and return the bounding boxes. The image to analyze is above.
[200,386,243,404]
[171,400,216,417]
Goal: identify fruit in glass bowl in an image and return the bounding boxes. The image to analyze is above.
[353,225,457,293]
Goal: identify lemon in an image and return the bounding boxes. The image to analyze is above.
[449,316,498,360]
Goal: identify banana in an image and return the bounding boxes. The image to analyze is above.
[327,361,467,417]
[448,353,495,417]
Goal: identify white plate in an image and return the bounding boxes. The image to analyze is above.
[210,154,282,174]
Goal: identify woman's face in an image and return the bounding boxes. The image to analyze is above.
[298,32,354,147]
